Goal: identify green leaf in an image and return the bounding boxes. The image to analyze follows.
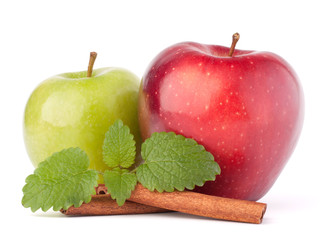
[102,119,136,169]
[22,148,98,212]
[136,132,221,192]
[104,168,137,206]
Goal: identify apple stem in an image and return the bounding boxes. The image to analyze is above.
[228,33,240,57]
[87,52,97,77]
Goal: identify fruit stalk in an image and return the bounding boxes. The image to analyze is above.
[228,32,240,57]
[87,52,97,77]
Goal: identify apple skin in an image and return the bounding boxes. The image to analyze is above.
[24,67,141,175]
[138,42,304,200]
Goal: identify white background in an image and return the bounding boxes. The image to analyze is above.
[1,0,326,239]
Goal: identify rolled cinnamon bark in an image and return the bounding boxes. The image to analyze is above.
[61,195,169,216]
[129,184,267,224]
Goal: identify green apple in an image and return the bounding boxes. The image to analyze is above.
[23,53,141,177]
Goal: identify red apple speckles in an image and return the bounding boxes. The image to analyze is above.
[138,38,304,201]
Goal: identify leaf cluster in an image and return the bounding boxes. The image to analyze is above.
[22,120,220,211]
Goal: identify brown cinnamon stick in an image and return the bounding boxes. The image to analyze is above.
[61,195,169,216]
[129,184,267,224]
[61,184,169,216]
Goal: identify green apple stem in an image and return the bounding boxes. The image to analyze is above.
[228,33,240,57]
[87,52,97,77]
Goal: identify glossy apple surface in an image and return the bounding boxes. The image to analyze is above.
[138,42,304,200]
[24,67,141,174]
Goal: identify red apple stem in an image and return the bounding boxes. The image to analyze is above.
[87,52,97,77]
[228,33,240,57]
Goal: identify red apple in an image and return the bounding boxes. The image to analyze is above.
[138,33,304,201]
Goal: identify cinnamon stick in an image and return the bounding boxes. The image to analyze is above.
[61,184,169,216]
[61,195,169,216]
[129,184,267,224]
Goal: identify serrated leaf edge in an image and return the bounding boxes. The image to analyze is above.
[21,148,99,212]
[138,131,221,193]
[102,119,136,169]
[104,169,137,206]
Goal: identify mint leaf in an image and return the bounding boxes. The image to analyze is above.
[136,132,220,192]
[104,168,137,206]
[22,148,98,212]
[103,120,136,169]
